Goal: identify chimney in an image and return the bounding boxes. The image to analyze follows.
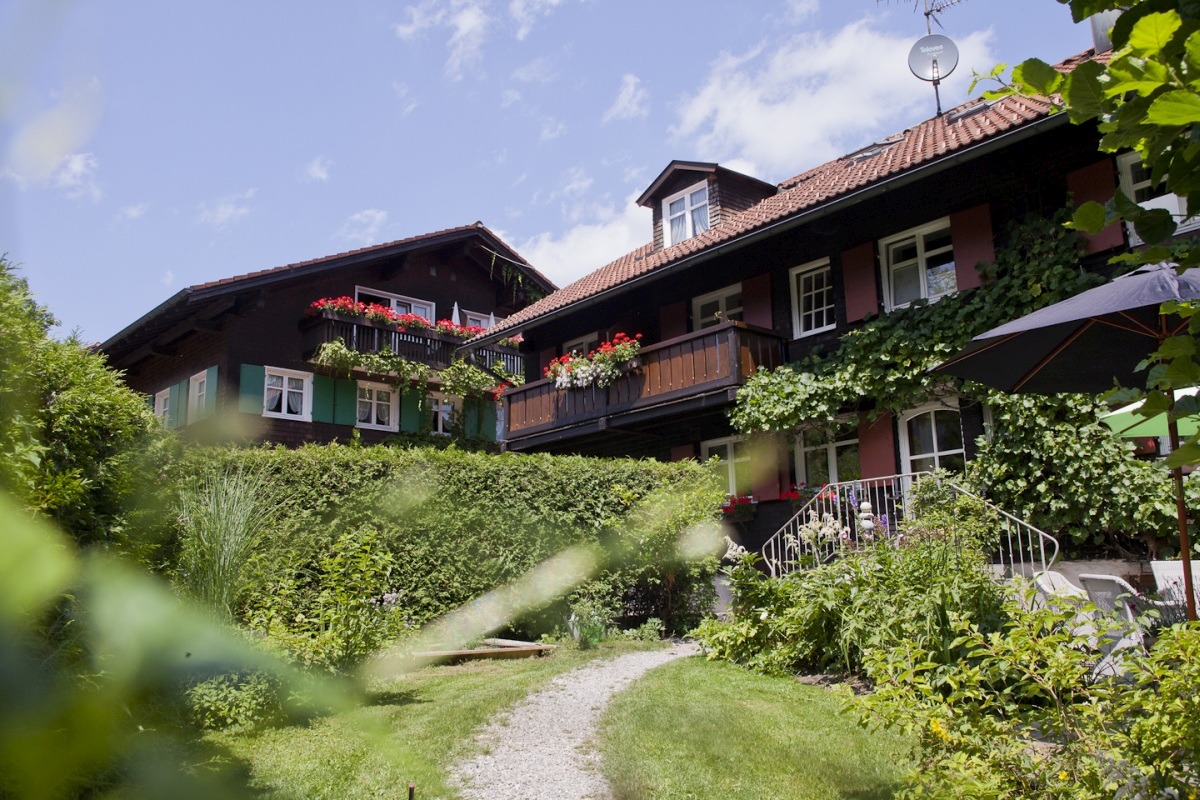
[1089,10,1122,53]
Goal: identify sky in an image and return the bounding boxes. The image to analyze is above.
[1,0,1096,344]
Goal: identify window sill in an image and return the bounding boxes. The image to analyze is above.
[263,411,312,423]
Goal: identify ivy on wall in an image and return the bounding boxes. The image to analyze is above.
[731,209,1099,434]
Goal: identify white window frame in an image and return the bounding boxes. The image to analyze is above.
[354,285,435,321]
[789,259,836,338]
[1116,151,1200,244]
[262,367,313,422]
[154,389,170,422]
[427,392,456,436]
[692,283,744,330]
[563,332,599,357]
[462,309,493,329]
[880,219,956,310]
[186,371,208,425]
[355,381,399,432]
[662,180,711,247]
[898,401,966,476]
[794,421,860,487]
[701,435,751,496]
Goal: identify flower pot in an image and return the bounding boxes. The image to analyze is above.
[621,356,642,374]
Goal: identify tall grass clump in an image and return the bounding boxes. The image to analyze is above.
[176,467,274,618]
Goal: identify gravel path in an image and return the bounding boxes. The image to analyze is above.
[451,641,699,800]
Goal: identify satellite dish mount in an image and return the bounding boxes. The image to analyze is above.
[908,33,959,117]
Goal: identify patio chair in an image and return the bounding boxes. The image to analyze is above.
[1076,573,1179,677]
[1150,560,1197,619]
[1032,570,1086,603]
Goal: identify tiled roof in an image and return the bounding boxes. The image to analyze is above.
[190,221,553,295]
[481,50,1101,339]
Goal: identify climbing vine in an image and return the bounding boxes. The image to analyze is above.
[731,209,1100,434]
[312,340,431,391]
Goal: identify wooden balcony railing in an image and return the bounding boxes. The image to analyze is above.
[302,313,523,375]
[505,321,784,441]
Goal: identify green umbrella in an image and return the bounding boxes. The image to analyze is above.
[1103,389,1200,438]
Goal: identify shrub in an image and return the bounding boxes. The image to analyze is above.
[185,671,284,731]
[855,595,1200,799]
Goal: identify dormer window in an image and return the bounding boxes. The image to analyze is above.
[663,181,710,246]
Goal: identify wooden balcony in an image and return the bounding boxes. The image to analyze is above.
[504,321,785,448]
[302,313,523,375]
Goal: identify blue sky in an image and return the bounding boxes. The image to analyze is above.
[2,1,1092,343]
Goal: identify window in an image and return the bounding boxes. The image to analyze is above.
[427,393,456,435]
[355,286,435,321]
[692,284,743,330]
[186,371,207,424]
[662,181,710,246]
[462,310,493,329]
[153,389,170,422]
[701,436,752,496]
[1116,152,1200,243]
[795,422,860,487]
[563,332,599,357]
[899,403,965,475]
[790,259,836,337]
[263,367,312,422]
[356,382,398,431]
[881,220,955,309]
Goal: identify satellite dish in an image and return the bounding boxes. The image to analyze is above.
[908,34,959,82]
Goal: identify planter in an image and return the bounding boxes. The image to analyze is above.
[621,356,642,374]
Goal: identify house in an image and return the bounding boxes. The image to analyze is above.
[465,45,1176,546]
[102,222,556,446]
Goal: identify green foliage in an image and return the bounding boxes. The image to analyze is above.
[186,670,284,730]
[0,258,171,552]
[731,210,1095,433]
[311,339,431,391]
[439,357,521,400]
[176,467,275,618]
[971,392,1200,548]
[855,593,1200,799]
[693,529,1006,676]
[170,444,724,665]
[568,594,613,648]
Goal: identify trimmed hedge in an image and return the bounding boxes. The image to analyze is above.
[172,444,724,667]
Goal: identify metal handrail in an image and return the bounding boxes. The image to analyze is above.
[760,472,1059,581]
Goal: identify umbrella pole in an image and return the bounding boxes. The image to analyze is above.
[1167,410,1197,622]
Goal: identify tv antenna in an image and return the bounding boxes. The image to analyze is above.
[903,0,966,117]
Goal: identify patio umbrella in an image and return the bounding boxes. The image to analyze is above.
[1103,388,1200,439]
[933,262,1200,620]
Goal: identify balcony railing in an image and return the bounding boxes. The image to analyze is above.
[302,313,523,375]
[505,321,784,441]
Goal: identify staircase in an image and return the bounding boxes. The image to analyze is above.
[760,472,1059,580]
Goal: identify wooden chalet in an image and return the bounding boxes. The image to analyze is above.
[466,48,1188,546]
[102,223,555,446]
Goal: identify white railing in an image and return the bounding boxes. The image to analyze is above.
[760,472,1059,580]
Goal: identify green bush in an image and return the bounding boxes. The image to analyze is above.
[185,671,284,730]
[170,444,723,666]
[855,596,1200,799]
[693,532,1006,676]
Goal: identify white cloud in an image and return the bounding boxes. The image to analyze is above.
[512,56,557,83]
[517,192,649,286]
[116,202,149,221]
[539,116,566,142]
[671,20,994,180]
[785,0,818,21]
[501,88,522,107]
[338,208,388,244]
[549,166,595,222]
[603,74,649,123]
[304,156,332,182]
[52,152,101,201]
[162,270,175,286]
[391,82,420,114]
[394,0,490,81]
[197,188,255,230]
[509,0,563,40]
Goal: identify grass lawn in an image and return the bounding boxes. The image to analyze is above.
[598,656,912,800]
[207,641,658,800]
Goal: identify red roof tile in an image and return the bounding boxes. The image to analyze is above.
[482,50,1103,339]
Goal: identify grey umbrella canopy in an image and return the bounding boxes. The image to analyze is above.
[933,262,1200,621]
[935,262,1200,394]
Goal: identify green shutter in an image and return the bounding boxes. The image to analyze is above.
[481,401,498,442]
[168,379,188,429]
[239,364,265,414]
[312,375,335,423]
[400,391,421,433]
[335,379,358,426]
[462,398,498,442]
[205,366,219,414]
[463,397,481,439]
